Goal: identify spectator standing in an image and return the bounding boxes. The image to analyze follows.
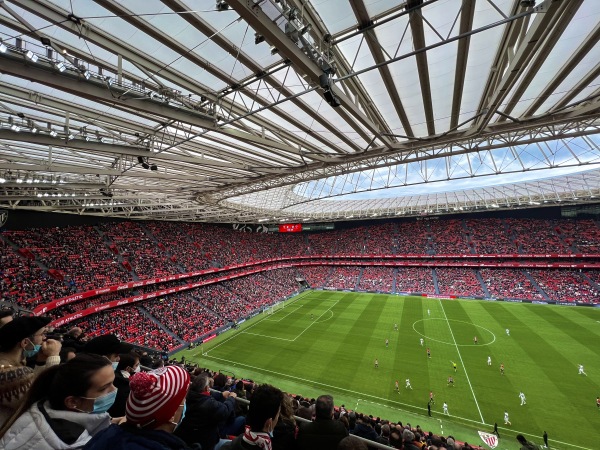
[0,353,114,449]
[0,316,61,425]
[297,394,348,450]
[83,334,133,368]
[107,353,140,417]
[175,373,238,450]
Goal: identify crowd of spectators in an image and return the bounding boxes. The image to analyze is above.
[479,269,544,300]
[356,267,395,292]
[435,268,485,297]
[506,219,568,254]
[297,266,333,288]
[395,268,435,294]
[428,221,470,255]
[364,223,396,254]
[528,269,599,303]
[554,219,600,253]
[0,240,70,308]
[395,222,430,254]
[144,222,212,271]
[98,222,181,279]
[324,267,361,290]
[74,306,181,351]
[142,295,226,342]
[465,219,516,254]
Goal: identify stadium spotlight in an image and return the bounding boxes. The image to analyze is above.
[254,33,265,45]
[0,40,6,53]
[216,0,229,11]
[25,50,38,62]
[270,46,279,55]
[55,61,66,72]
[50,129,58,137]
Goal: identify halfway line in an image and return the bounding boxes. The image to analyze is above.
[438,299,485,424]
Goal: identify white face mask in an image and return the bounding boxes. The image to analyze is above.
[111,361,119,370]
[134,365,141,373]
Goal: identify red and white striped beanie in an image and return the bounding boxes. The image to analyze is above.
[126,366,190,428]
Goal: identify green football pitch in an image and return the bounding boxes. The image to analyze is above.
[177,290,600,450]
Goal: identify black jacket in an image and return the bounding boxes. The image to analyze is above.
[174,389,236,450]
[296,418,348,450]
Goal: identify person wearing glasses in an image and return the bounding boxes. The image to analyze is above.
[0,316,61,425]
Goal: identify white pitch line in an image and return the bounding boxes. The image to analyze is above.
[437,298,485,424]
[293,300,339,342]
[242,331,294,341]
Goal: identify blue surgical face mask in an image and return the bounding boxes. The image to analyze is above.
[84,389,118,414]
[23,340,41,358]
[111,361,119,371]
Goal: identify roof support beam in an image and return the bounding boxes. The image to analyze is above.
[350,0,414,137]
[450,0,476,130]
[475,0,565,130]
[523,20,600,118]
[499,0,583,120]
[226,0,393,149]
[409,7,435,135]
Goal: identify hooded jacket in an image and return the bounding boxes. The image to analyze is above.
[0,400,110,449]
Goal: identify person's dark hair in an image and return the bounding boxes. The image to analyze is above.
[315,394,334,420]
[338,435,368,450]
[516,434,527,444]
[0,353,111,438]
[59,346,77,363]
[116,353,138,372]
[246,384,284,431]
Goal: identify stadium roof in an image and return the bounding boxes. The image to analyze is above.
[0,0,599,223]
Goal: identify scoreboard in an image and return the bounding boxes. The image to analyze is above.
[267,223,335,232]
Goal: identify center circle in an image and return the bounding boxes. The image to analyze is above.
[412,318,496,346]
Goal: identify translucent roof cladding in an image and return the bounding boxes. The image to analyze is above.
[310,0,357,35]
[507,5,600,118]
[457,1,509,128]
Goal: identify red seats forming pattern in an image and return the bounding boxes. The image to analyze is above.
[479,268,543,300]
[395,267,435,294]
[3,218,600,349]
[357,267,394,292]
[435,268,485,297]
[325,267,361,290]
[528,269,600,303]
[466,219,516,254]
[74,306,181,351]
[428,220,470,255]
[297,266,332,288]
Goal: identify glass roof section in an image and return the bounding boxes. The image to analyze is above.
[0,0,599,222]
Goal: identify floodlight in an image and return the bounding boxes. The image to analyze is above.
[50,130,58,137]
[216,0,229,10]
[254,33,265,45]
[0,41,6,53]
[83,70,91,80]
[270,46,278,55]
[55,61,66,72]
[25,50,38,62]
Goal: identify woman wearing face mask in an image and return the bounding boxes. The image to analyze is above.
[0,353,115,449]
[84,365,200,450]
[0,316,61,425]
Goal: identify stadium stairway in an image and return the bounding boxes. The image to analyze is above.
[431,268,440,294]
[94,225,139,280]
[475,270,491,297]
[522,270,551,301]
[355,267,365,290]
[137,306,186,345]
[391,268,399,293]
[580,271,600,292]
